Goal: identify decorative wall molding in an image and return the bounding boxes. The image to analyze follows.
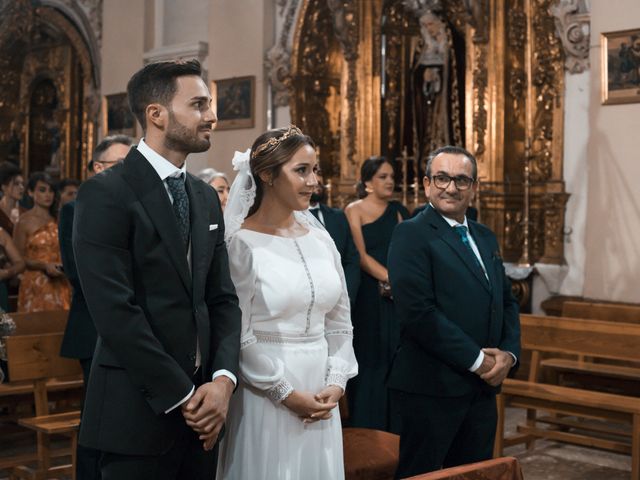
[143,41,209,65]
[550,0,590,74]
[264,0,300,108]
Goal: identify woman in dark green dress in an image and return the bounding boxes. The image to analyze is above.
[345,157,409,431]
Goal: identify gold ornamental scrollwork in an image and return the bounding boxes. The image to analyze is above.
[290,0,337,177]
[328,0,359,165]
[529,0,564,182]
[472,45,488,157]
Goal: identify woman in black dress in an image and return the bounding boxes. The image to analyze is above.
[345,157,409,431]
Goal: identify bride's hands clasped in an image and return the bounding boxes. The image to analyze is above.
[282,386,342,423]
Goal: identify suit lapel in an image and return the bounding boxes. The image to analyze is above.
[469,222,498,290]
[425,208,491,293]
[122,148,192,294]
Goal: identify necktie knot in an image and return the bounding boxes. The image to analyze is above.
[454,225,469,242]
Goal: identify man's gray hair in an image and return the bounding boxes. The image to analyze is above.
[196,167,228,184]
[90,134,134,171]
[425,145,477,180]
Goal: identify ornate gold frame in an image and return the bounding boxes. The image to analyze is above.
[601,28,640,106]
[288,0,568,263]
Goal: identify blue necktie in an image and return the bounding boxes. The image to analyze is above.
[166,174,190,250]
[454,225,489,285]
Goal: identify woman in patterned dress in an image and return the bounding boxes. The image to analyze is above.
[14,172,70,312]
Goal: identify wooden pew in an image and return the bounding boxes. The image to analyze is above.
[541,302,640,393]
[562,300,640,324]
[495,314,640,479]
[406,456,523,479]
[4,331,81,480]
[0,310,82,416]
[10,310,69,335]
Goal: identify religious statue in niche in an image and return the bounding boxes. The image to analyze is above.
[28,78,62,176]
[410,10,462,169]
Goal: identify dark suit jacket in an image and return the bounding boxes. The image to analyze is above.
[317,203,360,305]
[74,148,241,455]
[387,206,520,397]
[59,200,97,360]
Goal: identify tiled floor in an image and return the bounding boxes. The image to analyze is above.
[505,408,632,479]
[0,407,633,479]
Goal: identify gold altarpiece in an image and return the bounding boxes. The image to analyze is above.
[0,0,101,180]
[288,0,569,265]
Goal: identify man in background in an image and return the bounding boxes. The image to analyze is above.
[309,169,360,305]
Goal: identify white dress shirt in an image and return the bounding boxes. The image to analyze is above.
[137,139,237,413]
[309,203,325,225]
[433,205,516,372]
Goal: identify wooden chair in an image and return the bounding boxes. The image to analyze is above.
[0,310,81,421]
[340,396,400,480]
[5,331,82,480]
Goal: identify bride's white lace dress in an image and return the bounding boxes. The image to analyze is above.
[216,227,358,480]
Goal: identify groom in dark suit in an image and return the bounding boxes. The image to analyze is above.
[387,145,520,478]
[74,60,241,480]
[309,170,360,305]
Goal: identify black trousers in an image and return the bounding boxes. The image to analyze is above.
[99,372,217,480]
[99,426,217,480]
[390,388,497,479]
[77,357,101,480]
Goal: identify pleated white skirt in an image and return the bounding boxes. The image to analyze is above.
[216,335,345,480]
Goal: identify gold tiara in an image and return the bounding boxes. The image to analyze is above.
[251,125,304,159]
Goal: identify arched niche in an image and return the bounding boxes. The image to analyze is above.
[0,0,100,180]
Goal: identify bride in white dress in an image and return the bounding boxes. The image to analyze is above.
[217,126,358,480]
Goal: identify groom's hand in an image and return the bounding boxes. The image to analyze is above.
[182,376,234,451]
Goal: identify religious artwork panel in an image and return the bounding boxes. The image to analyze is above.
[213,76,255,130]
[601,28,640,105]
[103,93,136,137]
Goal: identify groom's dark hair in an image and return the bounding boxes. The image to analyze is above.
[127,59,203,130]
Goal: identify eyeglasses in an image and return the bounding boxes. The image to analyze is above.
[430,174,475,191]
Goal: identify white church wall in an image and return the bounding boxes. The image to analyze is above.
[583,0,640,303]
[100,0,275,178]
[101,0,146,140]
[205,0,274,178]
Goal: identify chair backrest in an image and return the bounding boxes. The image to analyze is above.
[520,314,640,363]
[5,331,81,416]
[9,310,69,335]
[5,332,81,382]
[562,301,640,324]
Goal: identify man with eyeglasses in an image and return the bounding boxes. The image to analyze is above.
[59,134,132,480]
[387,145,520,478]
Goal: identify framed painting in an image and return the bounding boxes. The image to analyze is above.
[212,76,255,130]
[102,93,136,136]
[601,29,640,105]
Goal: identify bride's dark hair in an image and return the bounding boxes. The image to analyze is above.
[248,126,315,216]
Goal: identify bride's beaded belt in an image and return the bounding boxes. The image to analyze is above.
[253,330,325,345]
